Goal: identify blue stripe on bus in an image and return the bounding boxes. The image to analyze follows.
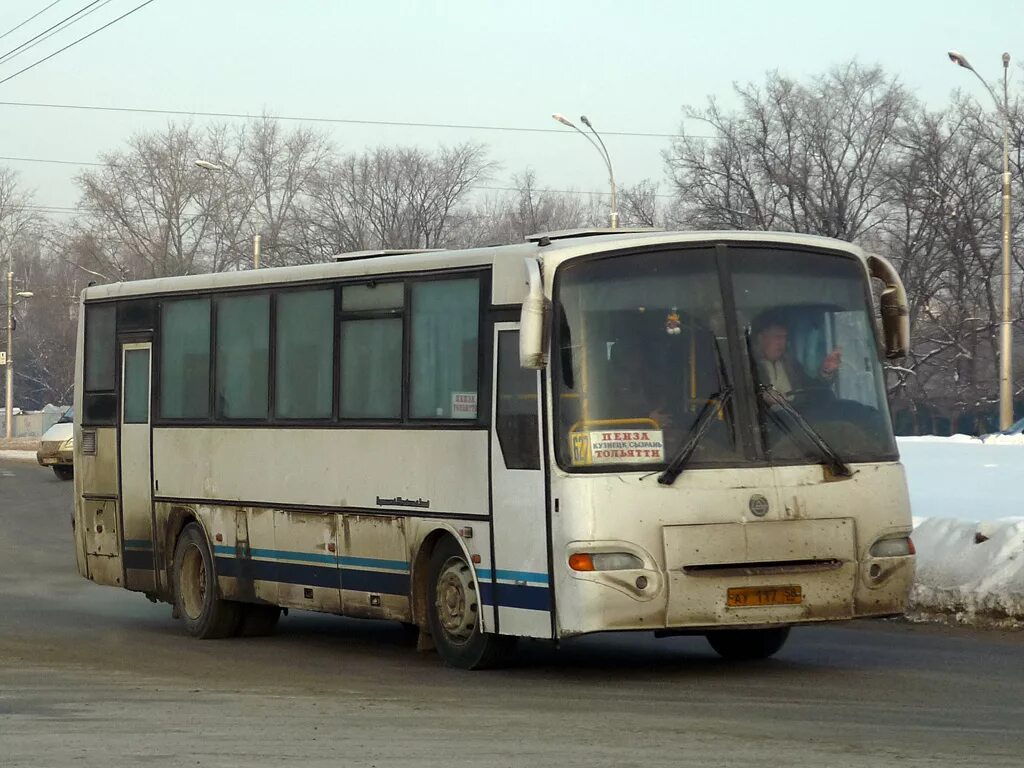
[477,568,549,585]
[479,582,551,612]
[214,556,410,595]
[123,539,153,550]
[212,545,409,573]
[341,555,409,572]
[212,550,550,611]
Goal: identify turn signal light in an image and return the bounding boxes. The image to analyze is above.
[568,552,644,572]
[568,553,596,571]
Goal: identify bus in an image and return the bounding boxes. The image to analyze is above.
[71,229,915,669]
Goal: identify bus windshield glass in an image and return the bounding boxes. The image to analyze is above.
[733,246,896,464]
[553,246,896,472]
[554,248,740,471]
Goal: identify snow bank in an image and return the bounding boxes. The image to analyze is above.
[909,516,1024,625]
[896,436,1024,624]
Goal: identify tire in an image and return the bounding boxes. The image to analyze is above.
[706,627,791,660]
[237,604,281,637]
[172,523,242,639]
[53,465,74,481]
[426,537,513,669]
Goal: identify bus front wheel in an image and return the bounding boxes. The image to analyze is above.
[173,523,242,639]
[705,627,790,660]
[426,537,513,669]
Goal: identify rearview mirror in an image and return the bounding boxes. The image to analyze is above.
[867,254,910,359]
[519,258,549,369]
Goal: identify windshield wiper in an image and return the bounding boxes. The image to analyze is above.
[758,386,853,478]
[657,385,734,485]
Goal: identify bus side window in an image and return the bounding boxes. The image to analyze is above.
[83,303,117,424]
[410,278,480,420]
[496,331,540,470]
[215,294,270,420]
[159,298,211,419]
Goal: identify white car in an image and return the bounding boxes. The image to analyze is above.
[37,408,74,480]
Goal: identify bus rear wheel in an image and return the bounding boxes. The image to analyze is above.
[427,537,513,670]
[705,626,790,660]
[173,523,241,639]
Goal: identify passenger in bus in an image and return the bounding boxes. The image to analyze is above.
[752,313,842,399]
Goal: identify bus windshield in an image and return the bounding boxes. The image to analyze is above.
[553,246,896,472]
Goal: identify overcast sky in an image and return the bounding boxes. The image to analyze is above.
[1,0,1022,215]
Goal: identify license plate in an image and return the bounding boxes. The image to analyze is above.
[39,457,57,465]
[727,585,802,607]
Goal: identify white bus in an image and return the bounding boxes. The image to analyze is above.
[72,229,915,668]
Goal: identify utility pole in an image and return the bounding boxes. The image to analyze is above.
[948,50,1015,429]
[5,262,13,439]
[253,233,261,269]
[3,255,33,439]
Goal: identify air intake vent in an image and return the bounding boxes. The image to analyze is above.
[81,429,97,455]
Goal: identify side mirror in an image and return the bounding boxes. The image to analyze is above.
[519,258,549,369]
[867,253,910,359]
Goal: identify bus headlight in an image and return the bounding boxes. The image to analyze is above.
[568,552,644,572]
[869,536,915,558]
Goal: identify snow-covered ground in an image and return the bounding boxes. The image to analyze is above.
[898,436,1024,626]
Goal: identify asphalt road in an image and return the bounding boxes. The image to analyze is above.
[1,457,1022,768]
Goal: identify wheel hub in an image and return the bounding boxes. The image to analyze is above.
[435,556,478,644]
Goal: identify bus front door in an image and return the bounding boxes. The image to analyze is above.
[118,341,156,593]
[488,324,552,638]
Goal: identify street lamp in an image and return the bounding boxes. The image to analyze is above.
[4,264,33,439]
[551,113,619,228]
[948,50,1014,429]
[194,158,260,268]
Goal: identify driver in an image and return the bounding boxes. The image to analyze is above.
[753,313,841,399]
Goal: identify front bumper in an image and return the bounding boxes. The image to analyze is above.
[37,445,73,467]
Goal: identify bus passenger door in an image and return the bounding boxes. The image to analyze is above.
[488,324,552,638]
[118,341,156,592]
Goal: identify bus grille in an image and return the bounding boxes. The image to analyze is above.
[81,430,97,455]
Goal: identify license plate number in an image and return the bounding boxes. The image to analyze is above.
[727,585,802,607]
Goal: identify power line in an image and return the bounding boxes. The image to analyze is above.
[0,154,103,167]
[0,0,103,65]
[0,1,68,44]
[0,99,698,139]
[0,0,115,68]
[0,0,161,87]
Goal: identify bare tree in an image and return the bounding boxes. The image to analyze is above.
[667,62,912,240]
[302,143,492,258]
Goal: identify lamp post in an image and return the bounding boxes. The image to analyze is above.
[948,50,1014,429]
[194,159,261,269]
[4,260,33,439]
[551,113,619,228]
